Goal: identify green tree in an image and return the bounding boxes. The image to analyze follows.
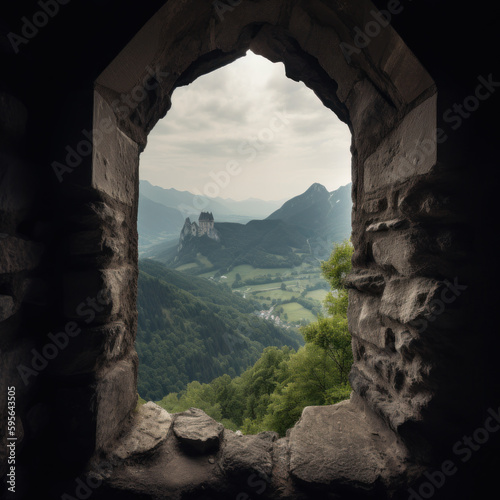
[300,240,353,385]
[263,343,338,434]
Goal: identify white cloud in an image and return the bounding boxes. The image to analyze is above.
[139,51,351,201]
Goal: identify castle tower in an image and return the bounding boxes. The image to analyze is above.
[198,212,214,236]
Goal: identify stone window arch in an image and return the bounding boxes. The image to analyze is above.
[71,2,442,496]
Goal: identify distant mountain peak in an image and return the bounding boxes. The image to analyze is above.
[305,183,328,194]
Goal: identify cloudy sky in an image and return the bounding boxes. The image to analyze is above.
[139,50,352,201]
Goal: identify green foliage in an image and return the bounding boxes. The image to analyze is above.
[155,340,349,437]
[300,240,353,384]
[262,344,339,435]
[320,239,353,291]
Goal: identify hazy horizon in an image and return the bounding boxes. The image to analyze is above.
[139,50,351,202]
[140,178,352,204]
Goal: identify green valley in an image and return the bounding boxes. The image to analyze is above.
[146,240,355,436]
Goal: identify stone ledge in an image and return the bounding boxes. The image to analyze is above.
[366,218,408,232]
[345,269,385,294]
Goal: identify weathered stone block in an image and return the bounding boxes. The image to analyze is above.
[100,321,133,362]
[67,229,106,256]
[62,265,135,322]
[288,399,408,491]
[349,365,420,434]
[46,320,133,376]
[364,197,388,214]
[364,94,437,192]
[0,295,16,321]
[173,408,224,454]
[347,79,396,158]
[76,201,126,230]
[221,430,276,480]
[366,218,407,232]
[348,291,386,348]
[399,189,458,221]
[113,402,173,460]
[345,269,385,294]
[378,38,434,104]
[380,276,441,325]
[288,4,360,103]
[372,233,416,275]
[67,227,128,265]
[92,92,139,206]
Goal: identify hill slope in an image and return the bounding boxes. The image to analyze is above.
[169,218,309,272]
[136,259,303,400]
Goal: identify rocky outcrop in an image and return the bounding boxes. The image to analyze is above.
[177,215,220,252]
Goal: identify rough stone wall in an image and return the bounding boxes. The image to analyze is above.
[0,1,498,499]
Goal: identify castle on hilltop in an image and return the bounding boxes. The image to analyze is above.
[178,212,220,251]
[198,212,215,236]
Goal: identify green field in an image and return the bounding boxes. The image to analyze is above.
[200,263,321,281]
[280,302,317,323]
[247,289,297,302]
[197,260,328,326]
[305,289,329,302]
[175,262,198,272]
[225,265,295,281]
[195,254,212,268]
[176,254,213,273]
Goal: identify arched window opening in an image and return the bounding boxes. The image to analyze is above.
[135,50,353,435]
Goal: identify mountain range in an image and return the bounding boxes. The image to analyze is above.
[138,180,286,249]
[140,181,352,271]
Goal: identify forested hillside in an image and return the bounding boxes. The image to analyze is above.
[170,218,309,271]
[136,259,303,400]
